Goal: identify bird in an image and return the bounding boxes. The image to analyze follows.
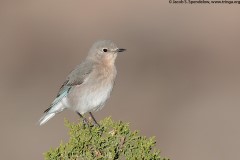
[39,40,126,126]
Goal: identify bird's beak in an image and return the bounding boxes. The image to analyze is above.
[117,48,126,53]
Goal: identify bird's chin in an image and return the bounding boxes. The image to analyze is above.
[102,54,117,66]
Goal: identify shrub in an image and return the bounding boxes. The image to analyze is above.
[44,117,169,160]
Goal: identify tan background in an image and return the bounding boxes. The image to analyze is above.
[0,1,240,160]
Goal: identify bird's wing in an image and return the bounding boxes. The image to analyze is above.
[44,61,93,113]
[66,61,93,86]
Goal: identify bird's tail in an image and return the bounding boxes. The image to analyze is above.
[38,102,65,126]
[39,112,56,126]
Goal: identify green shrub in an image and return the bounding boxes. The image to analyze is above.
[44,117,169,160]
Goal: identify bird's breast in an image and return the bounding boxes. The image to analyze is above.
[66,65,117,113]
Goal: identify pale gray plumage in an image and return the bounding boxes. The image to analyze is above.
[39,40,125,125]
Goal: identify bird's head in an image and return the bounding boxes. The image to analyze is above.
[87,40,126,66]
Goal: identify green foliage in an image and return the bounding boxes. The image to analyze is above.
[44,117,169,160]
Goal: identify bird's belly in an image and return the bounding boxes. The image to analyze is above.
[66,83,113,114]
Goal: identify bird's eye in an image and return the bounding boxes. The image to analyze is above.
[102,48,108,52]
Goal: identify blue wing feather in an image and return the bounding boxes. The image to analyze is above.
[43,61,92,113]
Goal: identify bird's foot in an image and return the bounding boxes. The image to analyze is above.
[89,112,100,127]
[82,117,90,128]
[82,117,89,125]
[76,112,90,128]
[92,120,100,127]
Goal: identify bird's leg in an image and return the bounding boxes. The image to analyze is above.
[89,112,100,126]
[76,112,89,125]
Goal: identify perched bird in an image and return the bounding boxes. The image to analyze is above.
[39,40,125,126]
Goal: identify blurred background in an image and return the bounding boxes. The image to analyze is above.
[0,1,240,159]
